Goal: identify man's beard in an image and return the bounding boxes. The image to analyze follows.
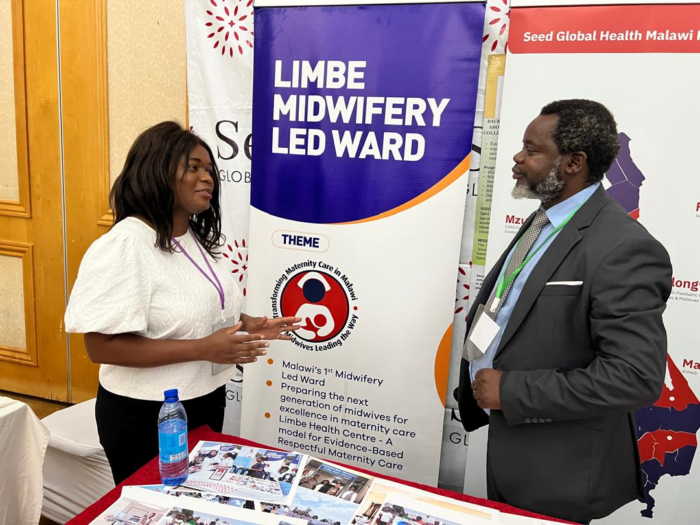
[511,158,564,205]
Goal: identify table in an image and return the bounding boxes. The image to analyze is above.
[0,396,50,525]
[68,425,573,524]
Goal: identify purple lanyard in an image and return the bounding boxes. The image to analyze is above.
[172,231,225,310]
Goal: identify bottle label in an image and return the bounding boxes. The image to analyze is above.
[159,428,188,463]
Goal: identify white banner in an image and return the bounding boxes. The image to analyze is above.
[186,0,256,433]
[186,0,253,290]
[239,1,485,486]
[470,1,700,523]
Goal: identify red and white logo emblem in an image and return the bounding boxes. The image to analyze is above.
[280,271,349,343]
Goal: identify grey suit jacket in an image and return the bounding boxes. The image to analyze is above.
[458,186,672,523]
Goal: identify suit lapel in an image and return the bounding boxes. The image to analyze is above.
[465,213,536,335]
[495,185,611,356]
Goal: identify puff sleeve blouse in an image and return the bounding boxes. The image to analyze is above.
[65,217,243,401]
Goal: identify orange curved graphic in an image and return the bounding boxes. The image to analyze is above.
[336,154,471,225]
[434,323,454,408]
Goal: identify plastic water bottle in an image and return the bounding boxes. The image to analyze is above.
[158,388,188,485]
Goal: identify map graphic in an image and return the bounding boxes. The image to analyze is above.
[605,133,700,518]
[605,132,645,220]
[635,358,700,518]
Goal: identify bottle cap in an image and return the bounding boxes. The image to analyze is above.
[164,388,179,401]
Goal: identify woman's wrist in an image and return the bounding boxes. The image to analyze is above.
[195,334,212,362]
[239,313,252,333]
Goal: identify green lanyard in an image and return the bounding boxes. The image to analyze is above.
[491,204,582,313]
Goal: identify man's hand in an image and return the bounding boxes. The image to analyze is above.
[471,368,504,410]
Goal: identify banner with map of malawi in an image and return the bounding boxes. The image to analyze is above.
[472,1,700,522]
[240,0,484,486]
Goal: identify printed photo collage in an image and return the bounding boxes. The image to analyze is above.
[90,440,562,525]
[90,486,305,525]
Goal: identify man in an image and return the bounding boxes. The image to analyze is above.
[458,99,672,524]
[340,485,360,502]
[247,455,268,479]
[376,506,394,525]
[276,466,290,482]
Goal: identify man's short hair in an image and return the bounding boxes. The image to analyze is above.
[540,99,620,183]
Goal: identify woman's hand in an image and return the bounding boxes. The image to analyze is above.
[202,321,270,364]
[241,314,302,341]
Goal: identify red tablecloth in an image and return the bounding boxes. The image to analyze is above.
[67,426,573,524]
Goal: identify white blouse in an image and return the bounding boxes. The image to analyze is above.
[65,217,243,401]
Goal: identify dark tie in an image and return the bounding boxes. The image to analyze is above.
[464,209,550,362]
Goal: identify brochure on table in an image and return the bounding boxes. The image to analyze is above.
[351,479,499,523]
[93,487,306,525]
[100,440,508,525]
[183,441,305,503]
[137,484,260,511]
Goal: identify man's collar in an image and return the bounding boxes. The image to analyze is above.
[541,182,600,228]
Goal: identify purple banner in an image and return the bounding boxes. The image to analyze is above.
[252,3,485,223]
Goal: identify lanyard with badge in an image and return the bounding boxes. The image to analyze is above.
[173,231,235,375]
[466,204,583,358]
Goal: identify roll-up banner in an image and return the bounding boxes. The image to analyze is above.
[186,0,257,435]
[240,0,485,485]
[442,0,510,493]
[466,0,700,522]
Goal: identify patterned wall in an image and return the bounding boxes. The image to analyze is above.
[107,0,187,185]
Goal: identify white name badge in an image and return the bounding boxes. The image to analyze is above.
[464,304,500,358]
[211,317,238,376]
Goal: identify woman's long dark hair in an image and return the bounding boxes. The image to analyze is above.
[109,121,223,257]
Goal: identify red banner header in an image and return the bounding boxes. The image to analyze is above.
[510,5,700,54]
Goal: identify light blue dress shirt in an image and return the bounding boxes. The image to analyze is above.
[470,183,600,413]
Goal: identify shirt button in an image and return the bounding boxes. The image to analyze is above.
[546,418,553,423]
[525,418,532,423]
[538,418,546,423]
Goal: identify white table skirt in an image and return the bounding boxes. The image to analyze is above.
[41,398,115,523]
[0,396,50,525]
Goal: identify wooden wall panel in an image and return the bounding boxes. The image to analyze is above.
[60,0,110,402]
[0,0,31,218]
[0,242,36,365]
[0,0,67,401]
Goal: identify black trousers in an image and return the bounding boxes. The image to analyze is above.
[95,383,226,485]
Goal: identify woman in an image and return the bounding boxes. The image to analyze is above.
[299,473,320,488]
[189,455,205,473]
[201,450,222,471]
[219,452,236,469]
[65,122,299,484]
[313,479,332,493]
[142,513,158,525]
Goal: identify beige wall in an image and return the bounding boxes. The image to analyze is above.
[107,0,187,184]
